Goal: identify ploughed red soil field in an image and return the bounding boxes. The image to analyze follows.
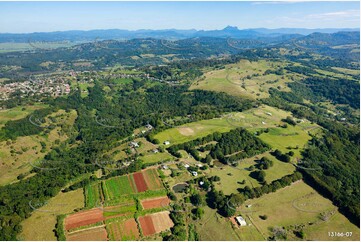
[65,208,104,230]
[139,211,174,236]
[133,172,148,192]
[139,216,156,236]
[141,196,170,210]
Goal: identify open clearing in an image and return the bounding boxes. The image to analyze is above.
[0,104,47,128]
[140,151,173,164]
[19,189,84,241]
[210,152,295,195]
[153,105,318,147]
[190,59,293,99]
[194,206,241,241]
[238,181,360,240]
[0,109,77,185]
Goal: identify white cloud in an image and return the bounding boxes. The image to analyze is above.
[307,9,360,19]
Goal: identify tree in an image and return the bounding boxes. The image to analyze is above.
[192,207,204,220]
[190,193,204,206]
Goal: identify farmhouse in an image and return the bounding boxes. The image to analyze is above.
[164,140,170,145]
[235,216,247,226]
[191,171,198,176]
[130,141,139,148]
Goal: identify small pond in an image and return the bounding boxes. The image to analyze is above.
[172,183,188,193]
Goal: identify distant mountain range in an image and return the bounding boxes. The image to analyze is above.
[0,26,359,43]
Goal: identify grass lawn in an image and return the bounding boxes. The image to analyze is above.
[238,181,360,241]
[18,189,84,241]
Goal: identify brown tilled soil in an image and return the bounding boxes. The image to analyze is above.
[133,172,148,192]
[65,208,104,230]
[141,196,170,210]
[150,211,174,233]
[139,215,156,236]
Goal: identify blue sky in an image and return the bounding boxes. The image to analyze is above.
[0,1,359,33]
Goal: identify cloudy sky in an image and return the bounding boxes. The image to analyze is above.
[0,1,359,33]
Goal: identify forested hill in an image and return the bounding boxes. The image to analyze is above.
[0,26,358,43]
[0,31,359,76]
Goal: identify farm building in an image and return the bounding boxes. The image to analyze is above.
[235,216,247,226]
[164,140,170,145]
[191,171,198,177]
[130,141,139,148]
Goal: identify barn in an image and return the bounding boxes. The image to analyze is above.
[235,216,247,226]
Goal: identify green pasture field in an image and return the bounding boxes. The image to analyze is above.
[238,181,360,241]
[140,151,173,164]
[331,67,360,76]
[0,104,47,128]
[154,105,318,148]
[194,206,241,241]
[210,152,295,195]
[190,59,293,99]
[257,125,312,158]
[19,189,84,241]
[0,109,77,185]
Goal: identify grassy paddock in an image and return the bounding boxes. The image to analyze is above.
[19,189,84,241]
[238,181,360,240]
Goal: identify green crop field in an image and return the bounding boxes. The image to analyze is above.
[103,202,137,217]
[85,182,101,208]
[102,176,134,201]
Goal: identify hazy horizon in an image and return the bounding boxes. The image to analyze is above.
[0,1,359,34]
